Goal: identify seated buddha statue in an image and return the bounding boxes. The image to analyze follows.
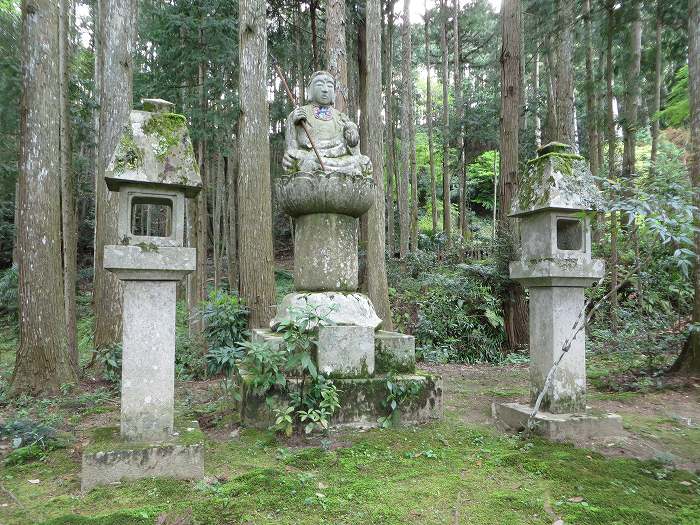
[282,71,372,178]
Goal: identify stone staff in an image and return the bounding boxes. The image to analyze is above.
[271,55,327,172]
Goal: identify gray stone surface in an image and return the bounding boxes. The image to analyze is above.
[104,245,195,281]
[317,325,374,377]
[528,287,586,413]
[251,328,284,352]
[81,443,203,492]
[271,292,382,330]
[117,184,186,247]
[282,71,372,178]
[375,331,416,374]
[121,280,176,441]
[277,171,375,218]
[294,213,358,292]
[242,373,443,429]
[493,402,623,442]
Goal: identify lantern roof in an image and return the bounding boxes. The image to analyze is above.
[105,100,202,198]
[510,142,603,218]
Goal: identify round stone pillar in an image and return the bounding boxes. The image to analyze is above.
[294,213,358,292]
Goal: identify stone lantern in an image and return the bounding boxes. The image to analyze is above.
[494,142,622,441]
[81,99,204,491]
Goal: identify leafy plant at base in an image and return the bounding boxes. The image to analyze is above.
[265,304,341,436]
[199,289,249,355]
[98,343,122,383]
[0,419,65,466]
[377,372,424,428]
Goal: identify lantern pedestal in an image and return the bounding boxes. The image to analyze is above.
[81,99,204,491]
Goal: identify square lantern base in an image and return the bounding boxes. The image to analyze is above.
[492,402,623,443]
[80,423,204,492]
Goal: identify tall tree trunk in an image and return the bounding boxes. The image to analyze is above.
[650,1,663,172]
[93,0,136,351]
[440,0,451,239]
[227,134,239,292]
[213,153,224,290]
[11,0,76,394]
[408,15,418,253]
[398,0,411,259]
[498,0,527,349]
[384,0,397,257]
[584,0,599,177]
[672,0,700,374]
[543,38,557,144]
[364,0,392,330]
[325,0,348,113]
[239,0,276,327]
[59,0,77,367]
[310,0,319,71]
[454,0,466,240]
[553,0,576,147]
[606,1,618,334]
[532,50,541,148]
[622,0,642,303]
[425,7,438,235]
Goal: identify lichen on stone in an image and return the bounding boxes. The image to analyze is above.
[142,112,187,161]
[113,126,144,173]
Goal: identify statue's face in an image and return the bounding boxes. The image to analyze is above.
[309,74,335,106]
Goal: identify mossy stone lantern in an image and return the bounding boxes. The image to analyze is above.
[508,142,604,414]
[103,99,201,442]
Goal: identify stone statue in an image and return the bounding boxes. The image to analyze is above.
[282,70,372,177]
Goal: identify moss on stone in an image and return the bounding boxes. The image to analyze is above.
[84,423,205,454]
[142,112,187,161]
[113,127,144,173]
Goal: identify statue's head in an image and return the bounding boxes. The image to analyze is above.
[307,71,336,106]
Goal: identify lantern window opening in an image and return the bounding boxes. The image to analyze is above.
[556,217,583,251]
[130,196,174,238]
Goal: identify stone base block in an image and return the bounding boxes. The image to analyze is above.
[242,373,443,429]
[251,328,284,351]
[318,325,374,377]
[80,424,204,492]
[375,331,415,374]
[271,292,382,330]
[492,402,623,442]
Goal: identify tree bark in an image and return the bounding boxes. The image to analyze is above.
[532,50,541,148]
[398,0,411,258]
[325,0,348,113]
[672,0,700,374]
[11,0,77,395]
[606,0,618,334]
[59,0,77,367]
[227,134,239,292]
[440,0,451,239]
[553,0,576,147]
[238,0,276,327]
[363,0,392,330]
[650,1,663,172]
[454,0,466,240]
[498,0,527,349]
[584,0,599,177]
[425,7,438,235]
[384,0,397,257]
[93,0,137,351]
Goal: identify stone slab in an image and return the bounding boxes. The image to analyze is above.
[294,213,358,292]
[492,402,623,442]
[251,328,284,352]
[242,373,443,429]
[121,280,176,441]
[317,325,374,377]
[375,331,416,374]
[271,292,382,330]
[104,245,195,281]
[81,443,203,492]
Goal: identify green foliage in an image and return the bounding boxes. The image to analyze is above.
[0,263,18,318]
[657,66,689,127]
[0,418,64,465]
[377,372,424,428]
[97,344,122,383]
[467,150,499,211]
[198,290,248,376]
[388,251,506,363]
[238,340,287,396]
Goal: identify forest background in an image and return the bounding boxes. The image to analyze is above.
[0,0,698,396]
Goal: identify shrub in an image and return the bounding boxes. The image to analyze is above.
[199,289,248,353]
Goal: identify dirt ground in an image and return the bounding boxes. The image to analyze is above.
[425,362,700,472]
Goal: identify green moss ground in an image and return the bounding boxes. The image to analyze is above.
[1,297,699,524]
